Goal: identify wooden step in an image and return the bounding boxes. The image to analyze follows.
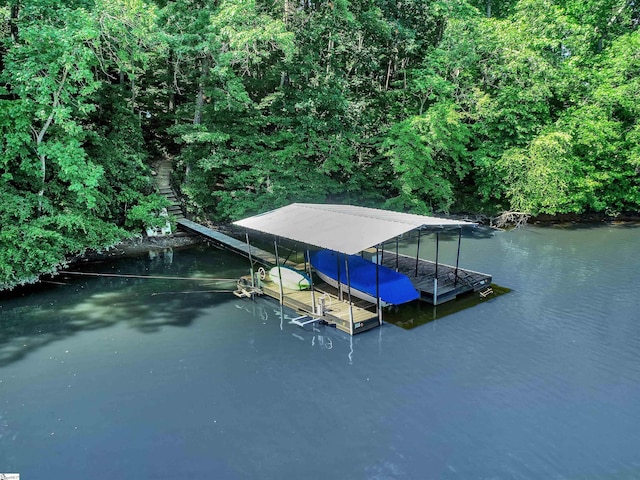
[153,158,185,221]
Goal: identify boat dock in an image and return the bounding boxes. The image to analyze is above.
[179,204,495,335]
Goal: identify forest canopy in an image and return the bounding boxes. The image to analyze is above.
[1,0,639,289]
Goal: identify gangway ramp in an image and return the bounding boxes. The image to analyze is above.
[177,218,276,266]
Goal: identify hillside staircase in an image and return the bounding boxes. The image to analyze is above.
[154,158,185,222]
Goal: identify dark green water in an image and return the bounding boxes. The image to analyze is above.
[1,225,639,479]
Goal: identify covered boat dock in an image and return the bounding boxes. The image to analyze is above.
[232,203,492,335]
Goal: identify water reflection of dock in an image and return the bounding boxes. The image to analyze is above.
[236,296,362,363]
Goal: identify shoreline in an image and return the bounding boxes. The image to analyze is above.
[530,211,640,225]
[455,211,640,227]
[2,212,638,296]
[80,233,203,261]
[0,234,203,299]
[83,210,640,261]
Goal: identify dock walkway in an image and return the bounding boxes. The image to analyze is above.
[177,219,277,265]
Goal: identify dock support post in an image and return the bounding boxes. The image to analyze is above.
[376,244,382,325]
[245,232,254,288]
[415,229,422,277]
[433,278,438,305]
[336,253,343,301]
[395,237,399,271]
[305,249,317,314]
[454,227,462,286]
[345,256,354,335]
[274,237,284,305]
[434,232,440,304]
[435,232,439,279]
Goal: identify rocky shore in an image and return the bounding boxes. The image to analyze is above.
[76,233,202,263]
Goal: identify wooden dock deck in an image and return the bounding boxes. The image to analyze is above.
[379,252,492,304]
[237,276,380,335]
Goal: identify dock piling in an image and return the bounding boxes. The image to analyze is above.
[274,237,284,305]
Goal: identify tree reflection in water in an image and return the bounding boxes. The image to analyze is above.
[0,246,246,367]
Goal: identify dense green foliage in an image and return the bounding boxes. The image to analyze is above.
[1,0,639,288]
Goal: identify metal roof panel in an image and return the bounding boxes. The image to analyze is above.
[233,203,476,255]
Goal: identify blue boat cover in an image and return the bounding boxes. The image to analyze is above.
[310,250,420,305]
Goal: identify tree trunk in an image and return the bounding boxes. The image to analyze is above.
[385,58,392,91]
[188,56,211,183]
[130,76,136,111]
[10,3,20,42]
[32,67,68,214]
[326,33,334,75]
[283,0,294,25]
[167,49,176,113]
[281,2,292,88]
[193,56,210,125]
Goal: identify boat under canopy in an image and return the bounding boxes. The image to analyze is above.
[310,250,420,306]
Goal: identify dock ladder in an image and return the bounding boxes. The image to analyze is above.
[290,315,322,327]
[479,286,494,298]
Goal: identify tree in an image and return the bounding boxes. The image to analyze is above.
[0,1,164,289]
[497,131,582,214]
[468,0,588,208]
[1,5,103,210]
[382,101,470,213]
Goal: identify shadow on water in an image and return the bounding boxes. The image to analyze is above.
[462,224,496,239]
[532,221,640,231]
[383,284,511,330]
[0,246,245,368]
[0,237,509,366]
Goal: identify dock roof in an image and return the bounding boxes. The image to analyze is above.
[233,203,476,255]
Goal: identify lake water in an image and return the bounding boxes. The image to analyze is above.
[1,225,639,479]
